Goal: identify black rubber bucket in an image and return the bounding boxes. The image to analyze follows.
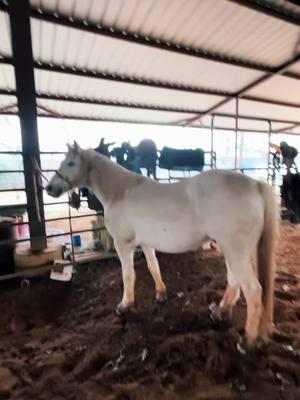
[0,217,16,275]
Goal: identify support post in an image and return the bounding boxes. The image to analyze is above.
[234,98,239,170]
[210,115,215,169]
[8,0,46,251]
[267,121,275,185]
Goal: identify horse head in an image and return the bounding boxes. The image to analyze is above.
[46,141,89,198]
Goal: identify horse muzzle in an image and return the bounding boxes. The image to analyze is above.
[45,183,63,198]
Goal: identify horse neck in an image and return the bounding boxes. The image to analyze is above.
[85,149,143,207]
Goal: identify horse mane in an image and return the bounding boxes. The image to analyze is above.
[84,148,147,204]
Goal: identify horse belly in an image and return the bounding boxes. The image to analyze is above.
[134,218,202,253]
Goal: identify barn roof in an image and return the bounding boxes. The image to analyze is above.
[1,0,300,133]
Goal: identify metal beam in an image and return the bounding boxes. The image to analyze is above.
[234,99,239,169]
[214,112,300,126]
[185,53,300,126]
[21,3,300,82]
[243,95,300,110]
[3,59,300,112]
[37,96,300,126]
[3,56,300,111]
[228,0,300,27]
[35,93,300,126]
[274,123,300,133]
[0,0,273,74]
[8,0,46,252]
[2,0,300,82]
[2,109,300,135]
[35,94,202,114]
[33,60,232,97]
[3,87,300,126]
[35,91,300,114]
[0,55,13,65]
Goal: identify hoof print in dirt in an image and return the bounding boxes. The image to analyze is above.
[209,302,231,329]
[156,291,168,304]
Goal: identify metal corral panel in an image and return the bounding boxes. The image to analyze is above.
[30,0,300,68]
[205,114,272,132]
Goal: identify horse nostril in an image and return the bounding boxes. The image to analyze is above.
[46,184,52,192]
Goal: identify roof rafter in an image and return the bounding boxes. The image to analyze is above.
[2,110,300,136]
[228,0,300,26]
[185,52,300,125]
[2,89,300,127]
[1,0,300,82]
[2,70,300,117]
[37,93,300,112]
[34,60,233,97]
[0,0,272,73]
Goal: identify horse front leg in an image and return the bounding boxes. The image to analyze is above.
[114,240,135,315]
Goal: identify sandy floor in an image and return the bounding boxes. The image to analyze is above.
[0,224,299,399]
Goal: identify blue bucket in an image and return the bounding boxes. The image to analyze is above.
[72,234,82,247]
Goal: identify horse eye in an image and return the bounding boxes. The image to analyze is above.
[67,161,75,167]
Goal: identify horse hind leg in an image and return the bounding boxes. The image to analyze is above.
[210,261,240,324]
[222,245,263,350]
[220,262,240,318]
[142,246,167,303]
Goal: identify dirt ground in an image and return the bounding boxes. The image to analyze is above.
[0,223,299,400]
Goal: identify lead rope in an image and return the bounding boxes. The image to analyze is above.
[31,153,76,263]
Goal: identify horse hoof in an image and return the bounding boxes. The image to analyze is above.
[237,336,248,355]
[156,291,168,304]
[115,302,133,316]
[237,335,265,355]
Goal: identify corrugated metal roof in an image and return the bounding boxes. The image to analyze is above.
[0,64,15,91]
[0,0,300,131]
[0,11,12,57]
[34,70,225,111]
[0,94,17,113]
[287,62,300,75]
[30,19,263,93]
[218,98,300,124]
[247,73,300,106]
[30,0,300,67]
[36,98,199,125]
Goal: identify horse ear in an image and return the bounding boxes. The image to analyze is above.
[73,141,81,154]
[66,143,72,152]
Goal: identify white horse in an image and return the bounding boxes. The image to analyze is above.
[46,142,278,349]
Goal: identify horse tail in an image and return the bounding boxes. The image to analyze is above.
[257,181,279,336]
